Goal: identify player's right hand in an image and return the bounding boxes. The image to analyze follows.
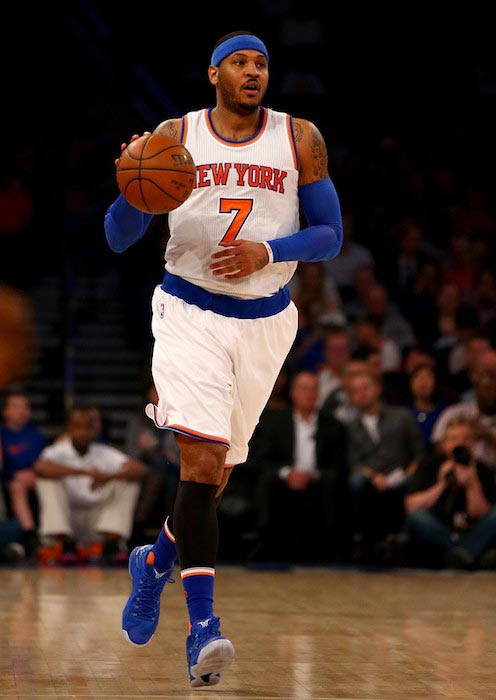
[114,131,152,167]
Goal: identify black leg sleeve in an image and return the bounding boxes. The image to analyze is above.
[173,480,219,569]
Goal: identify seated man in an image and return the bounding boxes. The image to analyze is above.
[1,391,48,556]
[405,417,496,570]
[34,406,148,565]
[345,369,425,564]
[250,370,348,564]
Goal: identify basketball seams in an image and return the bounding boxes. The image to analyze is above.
[116,133,196,213]
[126,145,191,161]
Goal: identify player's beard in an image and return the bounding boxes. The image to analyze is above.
[218,80,265,116]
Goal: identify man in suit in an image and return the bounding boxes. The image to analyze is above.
[249,370,348,564]
[345,369,426,563]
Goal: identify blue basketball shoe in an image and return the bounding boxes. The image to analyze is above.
[186,616,235,688]
[122,545,174,646]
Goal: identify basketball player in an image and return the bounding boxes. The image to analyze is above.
[105,31,343,688]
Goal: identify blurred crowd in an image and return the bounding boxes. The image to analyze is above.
[1,6,496,569]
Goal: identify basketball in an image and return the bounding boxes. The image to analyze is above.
[116,133,196,215]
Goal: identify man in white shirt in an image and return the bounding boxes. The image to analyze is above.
[34,407,148,565]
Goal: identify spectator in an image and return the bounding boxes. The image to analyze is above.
[358,283,417,353]
[316,325,352,407]
[430,281,463,357]
[443,233,477,303]
[320,207,375,303]
[406,363,450,447]
[320,354,370,424]
[0,485,26,563]
[345,369,425,564]
[431,371,496,471]
[289,297,327,373]
[378,217,437,313]
[250,370,348,564]
[402,258,443,351]
[342,263,378,320]
[0,391,48,556]
[34,406,148,565]
[405,417,496,569]
[351,315,402,372]
[472,266,496,328]
[446,307,482,379]
[449,332,493,399]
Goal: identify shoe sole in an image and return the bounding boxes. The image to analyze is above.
[122,629,153,647]
[190,638,235,687]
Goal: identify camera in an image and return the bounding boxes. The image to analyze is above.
[445,469,458,486]
[452,445,472,466]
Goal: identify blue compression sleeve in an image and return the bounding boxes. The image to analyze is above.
[267,177,343,263]
[104,195,154,253]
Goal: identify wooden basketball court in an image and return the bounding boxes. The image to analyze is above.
[1,563,495,699]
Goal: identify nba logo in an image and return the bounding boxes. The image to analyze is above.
[159,303,165,318]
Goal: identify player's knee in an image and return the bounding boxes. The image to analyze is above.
[177,437,226,484]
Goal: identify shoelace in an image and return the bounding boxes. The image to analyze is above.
[133,571,174,619]
[192,616,221,648]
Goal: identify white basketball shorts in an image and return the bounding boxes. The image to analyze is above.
[147,284,298,465]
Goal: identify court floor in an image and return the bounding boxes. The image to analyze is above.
[0,563,495,699]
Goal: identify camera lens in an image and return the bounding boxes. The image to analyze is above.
[452,445,472,466]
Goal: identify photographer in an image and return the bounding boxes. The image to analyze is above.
[405,417,496,569]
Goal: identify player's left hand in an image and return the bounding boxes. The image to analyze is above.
[210,240,269,279]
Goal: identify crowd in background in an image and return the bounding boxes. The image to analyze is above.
[1,6,496,569]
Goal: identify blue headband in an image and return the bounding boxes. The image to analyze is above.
[210,35,269,67]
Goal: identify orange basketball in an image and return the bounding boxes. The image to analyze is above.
[116,133,196,214]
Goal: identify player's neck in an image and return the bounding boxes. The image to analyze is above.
[210,106,262,141]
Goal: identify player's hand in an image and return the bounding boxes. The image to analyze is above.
[210,240,269,279]
[114,131,152,167]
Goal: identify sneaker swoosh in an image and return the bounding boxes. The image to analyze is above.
[153,568,168,579]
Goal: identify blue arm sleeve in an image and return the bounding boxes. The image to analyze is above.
[266,177,343,263]
[104,195,154,253]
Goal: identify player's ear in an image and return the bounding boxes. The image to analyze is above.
[208,65,219,86]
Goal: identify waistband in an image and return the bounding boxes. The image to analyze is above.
[161,272,290,319]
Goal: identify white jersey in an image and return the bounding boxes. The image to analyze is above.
[166,107,300,300]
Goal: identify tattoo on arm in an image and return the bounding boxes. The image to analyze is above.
[155,121,179,140]
[310,124,328,179]
[294,120,329,182]
[293,121,303,143]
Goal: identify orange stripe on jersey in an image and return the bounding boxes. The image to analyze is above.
[169,424,230,447]
[205,107,268,146]
[181,567,215,579]
[149,405,230,447]
[286,114,298,170]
